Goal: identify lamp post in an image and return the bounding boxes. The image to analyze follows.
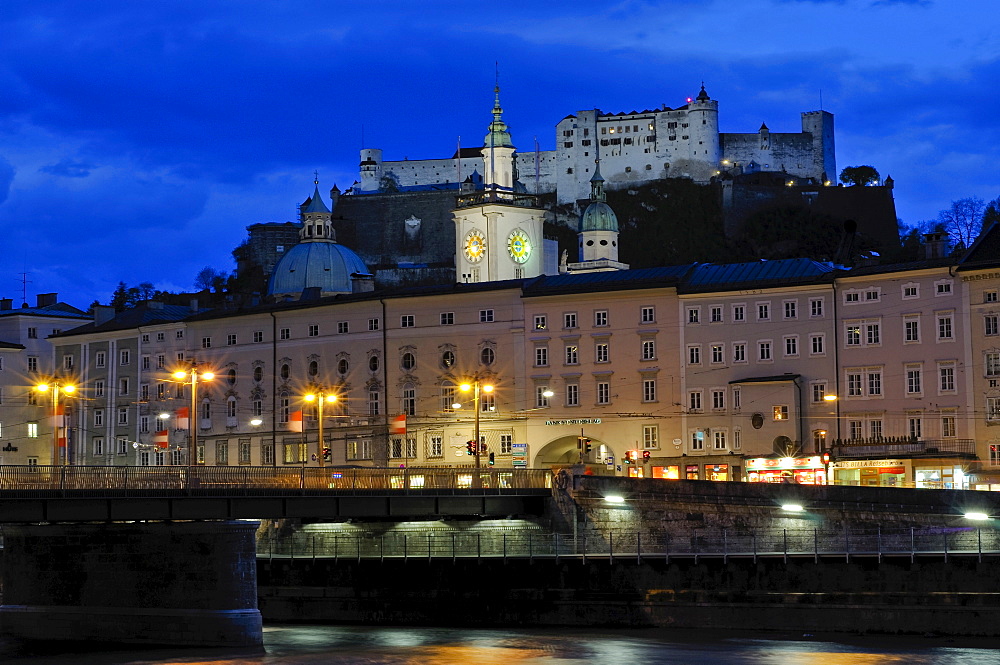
[173,365,214,471]
[459,378,494,472]
[304,387,336,467]
[34,380,75,466]
[822,393,838,485]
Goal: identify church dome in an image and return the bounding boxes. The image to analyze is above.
[579,201,619,233]
[268,240,369,298]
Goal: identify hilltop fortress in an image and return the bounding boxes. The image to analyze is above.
[352,86,836,205]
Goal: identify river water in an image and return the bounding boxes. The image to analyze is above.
[1,626,996,664]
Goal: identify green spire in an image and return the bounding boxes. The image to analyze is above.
[590,160,606,202]
[484,85,513,149]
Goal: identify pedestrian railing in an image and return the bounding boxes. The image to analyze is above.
[258,526,1000,563]
[0,465,552,496]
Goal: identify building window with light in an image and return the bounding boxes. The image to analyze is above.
[481,392,495,413]
[535,386,550,408]
[642,425,658,449]
[564,345,579,365]
[773,405,788,421]
[27,422,38,438]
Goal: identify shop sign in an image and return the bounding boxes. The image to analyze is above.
[834,459,905,469]
[746,456,821,470]
[511,443,528,467]
[545,418,602,425]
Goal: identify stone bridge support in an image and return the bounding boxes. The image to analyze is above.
[0,521,262,648]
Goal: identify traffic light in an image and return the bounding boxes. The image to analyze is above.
[584,438,592,454]
[488,452,495,466]
[323,447,332,461]
[466,440,475,456]
[642,450,650,461]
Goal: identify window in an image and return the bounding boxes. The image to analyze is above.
[903,284,919,299]
[710,306,722,323]
[733,343,746,363]
[369,355,380,372]
[480,347,495,365]
[595,342,609,363]
[939,363,956,392]
[810,334,825,355]
[908,415,922,439]
[118,407,129,425]
[640,306,655,323]
[157,384,165,399]
[986,352,1000,377]
[688,345,701,364]
[986,315,999,336]
[942,414,957,438]
[216,441,229,465]
[935,280,953,296]
[225,334,237,346]
[27,327,37,339]
[368,390,380,416]
[480,392,495,413]
[94,409,104,426]
[845,292,860,303]
[564,312,577,329]
[597,382,610,405]
[808,383,825,403]
[536,386,551,408]
[347,439,373,461]
[713,430,727,450]
[27,356,38,372]
[732,387,741,409]
[308,324,319,337]
[904,316,920,342]
[440,382,457,412]
[687,308,700,324]
[119,378,129,395]
[401,352,416,371]
[642,379,657,402]
[783,301,797,319]
[369,318,380,331]
[402,385,416,416]
[338,358,349,374]
[642,425,658,449]
[27,422,38,438]
[401,315,414,328]
[733,428,742,450]
[906,366,923,395]
[868,370,882,396]
[757,302,770,321]
[711,345,723,364]
[96,351,106,368]
[690,431,704,451]
[338,321,350,333]
[239,439,251,465]
[987,396,1000,422]
[279,327,290,340]
[773,405,789,421]
[94,379,105,397]
[641,340,656,360]
[120,350,130,365]
[202,337,212,349]
[846,320,880,347]
[758,341,772,361]
[732,305,745,322]
[712,390,725,410]
[865,289,881,302]
[784,336,798,356]
[534,315,547,330]
[480,309,494,323]
[253,331,264,343]
[176,330,184,339]
[440,312,454,326]
[936,313,954,341]
[564,345,579,365]
[849,420,863,440]
[534,346,548,367]
[809,298,824,317]
[429,435,444,458]
[566,384,579,406]
[594,310,608,327]
[689,391,703,411]
[93,437,104,455]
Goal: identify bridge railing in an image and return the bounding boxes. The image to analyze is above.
[258,526,1000,561]
[0,465,552,495]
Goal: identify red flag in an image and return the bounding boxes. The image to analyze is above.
[175,407,189,430]
[389,413,406,435]
[57,437,67,448]
[154,430,169,449]
[288,410,303,433]
[50,405,65,428]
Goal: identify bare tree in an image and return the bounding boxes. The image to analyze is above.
[938,197,987,248]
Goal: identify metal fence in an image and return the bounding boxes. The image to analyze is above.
[259,526,1000,563]
[0,465,552,495]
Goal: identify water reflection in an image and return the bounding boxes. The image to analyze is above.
[0,626,996,664]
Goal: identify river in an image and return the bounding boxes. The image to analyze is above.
[1,626,996,664]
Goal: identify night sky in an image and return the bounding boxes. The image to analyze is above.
[1,0,996,309]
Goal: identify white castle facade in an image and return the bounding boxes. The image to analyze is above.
[354,86,836,205]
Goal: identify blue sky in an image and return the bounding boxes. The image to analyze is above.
[1,0,997,308]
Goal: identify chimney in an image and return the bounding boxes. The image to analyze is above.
[190,299,199,313]
[0,298,12,311]
[36,293,58,308]
[922,232,950,260]
[93,305,115,325]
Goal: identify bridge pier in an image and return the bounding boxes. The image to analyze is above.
[0,521,262,648]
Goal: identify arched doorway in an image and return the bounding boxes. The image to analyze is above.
[533,435,616,475]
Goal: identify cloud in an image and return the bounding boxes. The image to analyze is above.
[40,158,94,177]
[0,156,14,204]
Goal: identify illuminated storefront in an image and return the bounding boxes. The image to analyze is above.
[650,463,732,481]
[832,459,908,487]
[746,456,826,485]
[651,465,680,480]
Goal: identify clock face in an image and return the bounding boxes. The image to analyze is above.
[507,229,531,263]
[464,230,486,262]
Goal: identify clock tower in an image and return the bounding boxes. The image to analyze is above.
[454,86,545,284]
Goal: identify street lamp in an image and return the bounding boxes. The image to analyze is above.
[459,378,494,472]
[172,365,214,470]
[34,380,75,466]
[304,387,337,467]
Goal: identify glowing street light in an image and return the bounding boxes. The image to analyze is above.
[173,365,214,470]
[459,378,494,473]
[304,387,337,467]
[35,380,76,465]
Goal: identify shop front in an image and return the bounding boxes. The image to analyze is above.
[650,459,738,482]
[912,460,969,490]
[832,459,908,487]
[745,456,826,485]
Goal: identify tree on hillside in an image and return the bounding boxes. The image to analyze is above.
[983,196,1000,230]
[98,281,172,312]
[938,197,987,248]
[839,165,880,187]
[194,267,229,292]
